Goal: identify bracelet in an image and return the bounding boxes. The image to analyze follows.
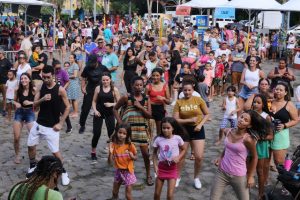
[284,124,287,129]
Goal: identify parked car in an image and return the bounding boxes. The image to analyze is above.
[288,25,300,37]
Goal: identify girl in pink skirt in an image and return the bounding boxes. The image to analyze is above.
[108,123,137,200]
[153,117,187,200]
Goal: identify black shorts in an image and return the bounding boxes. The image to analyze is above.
[151,104,166,121]
[57,38,65,46]
[184,125,205,140]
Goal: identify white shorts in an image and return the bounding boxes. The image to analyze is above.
[27,122,60,153]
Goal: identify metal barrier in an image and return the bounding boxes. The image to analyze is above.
[4,49,63,65]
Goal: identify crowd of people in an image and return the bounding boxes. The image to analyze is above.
[0,14,300,200]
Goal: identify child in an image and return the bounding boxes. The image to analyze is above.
[215,86,239,145]
[5,70,18,122]
[153,117,186,200]
[213,56,224,96]
[252,94,273,199]
[197,74,209,107]
[221,53,230,95]
[203,62,214,102]
[108,123,137,200]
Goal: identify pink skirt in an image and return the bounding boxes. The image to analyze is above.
[114,169,137,186]
[157,161,178,180]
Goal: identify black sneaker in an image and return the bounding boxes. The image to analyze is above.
[66,128,72,134]
[2,110,7,117]
[79,126,85,134]
[91,153,97,163]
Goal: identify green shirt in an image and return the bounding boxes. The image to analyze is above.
[9,184,63,200]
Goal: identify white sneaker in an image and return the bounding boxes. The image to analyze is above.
[175,177,181,188]
[26,166,36,178]
[194,178,202,189]
[62,172,70,186]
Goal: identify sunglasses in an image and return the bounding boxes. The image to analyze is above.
[146,46,152,48]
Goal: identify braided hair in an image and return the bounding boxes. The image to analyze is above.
[8,156,63,200]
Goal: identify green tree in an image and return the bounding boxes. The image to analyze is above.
[110,0,139,15]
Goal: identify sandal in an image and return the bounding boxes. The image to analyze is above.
[270,165,278,172]
[190,153,195,160]
[146,176,154,186]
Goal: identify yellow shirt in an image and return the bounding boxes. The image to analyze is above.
[33,52,39,62]
[173,96,206,126]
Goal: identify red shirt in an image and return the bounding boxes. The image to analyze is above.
[215,63,224,78]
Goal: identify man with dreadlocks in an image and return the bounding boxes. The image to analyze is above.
[8,155,64,200]
[26,65,70,186]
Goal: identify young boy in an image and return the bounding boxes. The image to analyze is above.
[213,56,224,96]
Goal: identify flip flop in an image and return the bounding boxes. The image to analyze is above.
[146,176,154,186]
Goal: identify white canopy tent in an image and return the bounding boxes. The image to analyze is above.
[219,0,282,11]
[179,0,229,8]
[0,0,57,48]
[275,0,300,12]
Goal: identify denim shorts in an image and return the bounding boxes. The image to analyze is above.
[239,86,258,100]
[14,108,35,123]
[296,102,300,109]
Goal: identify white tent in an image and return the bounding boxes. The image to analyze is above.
[218,0,282,11]
[179,0,229,9]
[0,0,57,48]
[0,0,54,7]
[275,0,300,12]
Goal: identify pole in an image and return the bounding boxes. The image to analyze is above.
[70,0,73,18]
[129,0,132,20]
[53,8,56,50]
[246,9,251,55]
[24,5,27,33]
[93,0,96,22]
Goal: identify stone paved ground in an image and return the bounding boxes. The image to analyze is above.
[0,60,299,200]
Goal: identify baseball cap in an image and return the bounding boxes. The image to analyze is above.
[26,31,33,36]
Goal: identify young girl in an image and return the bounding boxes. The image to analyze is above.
[108,123,137,200]
[146,68,170,136]
[5,70,18,122]
[210,110,270,200]
[251,94,273,200]
[215,86,240,146]
[153,117,187,200]
[203,62,215,102]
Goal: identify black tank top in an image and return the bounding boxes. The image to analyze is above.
[271,101,291,124]
[96,86,114,117]
[37,83,62,127]
[18,90,34,108]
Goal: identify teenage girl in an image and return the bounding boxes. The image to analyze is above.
[108,123,137,200]
[113,76,154,186]
[146,68,170,136]
[251,94,273,200]
[153,117,187,200]
[210,110,270,200]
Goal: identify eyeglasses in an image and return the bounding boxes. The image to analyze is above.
[146,46,152,48]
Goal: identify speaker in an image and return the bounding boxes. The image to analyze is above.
[26,5,41,18]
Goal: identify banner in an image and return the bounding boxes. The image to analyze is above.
[176,6,191,16]
[195,15,209,34]
[214,7,235,19]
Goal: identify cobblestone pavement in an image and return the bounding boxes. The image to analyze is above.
[0,60,299,200]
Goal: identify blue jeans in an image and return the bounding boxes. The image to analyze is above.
[14,108,35,123]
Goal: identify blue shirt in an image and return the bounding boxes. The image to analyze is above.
[103,28,113,44]
[272,34,278,47]
[84,42,97,61]
[101,53,119,81]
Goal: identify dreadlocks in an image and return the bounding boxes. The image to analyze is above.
[8,156,63,200]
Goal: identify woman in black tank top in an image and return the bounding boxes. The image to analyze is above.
[90,72,120,161]
[13,73,36,164]
[270,82,298,166]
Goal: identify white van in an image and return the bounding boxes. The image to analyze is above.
[245,11,282,30]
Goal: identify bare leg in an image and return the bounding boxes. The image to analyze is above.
[154,178,164,200]
[192,140,205,178]
[112,181,122,199]
[13,121,23,163]
[140,145,152,184]
[125,185,133,200]
[167,179,176,200]
[272,149,287,165]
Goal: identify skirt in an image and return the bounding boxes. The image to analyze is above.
[271,128,290,150]
[157,161,178,180]
[256,140,270,159]
[114,169,137,186]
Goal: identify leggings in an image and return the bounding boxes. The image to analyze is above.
[92,115,115,148]
[210,169,249,200]
[79,92,94,127]
[60,102,72,129]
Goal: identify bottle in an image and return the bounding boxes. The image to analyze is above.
[284,153,292,171]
